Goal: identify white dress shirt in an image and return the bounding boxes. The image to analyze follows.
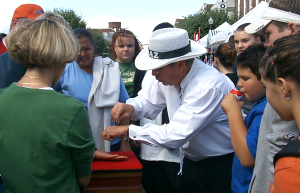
[139,71,180,163]
[127,59,234,161]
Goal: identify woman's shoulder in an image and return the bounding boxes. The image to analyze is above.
[51,91,86,111]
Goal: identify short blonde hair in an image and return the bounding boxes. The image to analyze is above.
[36,12,72,31]
[6,19,79,67]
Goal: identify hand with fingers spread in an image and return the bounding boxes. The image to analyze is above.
[94,150,127,161]
[111,102,135,123]
[101,125,130,141]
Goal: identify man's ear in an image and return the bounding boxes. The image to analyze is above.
[288,22,299,35]
[214,57,219,67]
[10,19,19,31]
[256,36,261,43]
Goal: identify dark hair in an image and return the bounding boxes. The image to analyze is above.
[269,0,300,14]
[109,29,142,62]
[153,22,174,32]
[214,43,237,69]
[73,28,94,44]
[235,43,267,80]
[260,34,300,86]
[235,23,265,42]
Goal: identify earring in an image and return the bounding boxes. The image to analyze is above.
[283,93,290,100]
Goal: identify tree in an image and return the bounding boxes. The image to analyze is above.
[87,29,110,57]
[53,8,86,29]
[178,9,239,40]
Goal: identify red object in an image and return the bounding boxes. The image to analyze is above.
[92,151,142,171]
[12,3,44,20]
[0,39,7,55]
[198,27,201,43]
[193,33,195,41]
[86,151,143,193]
[230,89,244,101]
[223,89,244,114]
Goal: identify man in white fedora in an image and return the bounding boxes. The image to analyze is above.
[102,28,235,192]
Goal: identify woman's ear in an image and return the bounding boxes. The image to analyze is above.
[278,78,290,97]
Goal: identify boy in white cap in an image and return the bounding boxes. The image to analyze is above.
[102,28,235,192]
[244,0,300,192]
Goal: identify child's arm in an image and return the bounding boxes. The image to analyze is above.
[221,93,255,167]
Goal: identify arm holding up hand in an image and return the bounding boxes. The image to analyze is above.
[221,93,255,167]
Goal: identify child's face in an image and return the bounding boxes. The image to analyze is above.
[261,77,293,121]
[234,31,259,54]
[263,23,291,47]
[237,67,265,102]
[114,36,135,63]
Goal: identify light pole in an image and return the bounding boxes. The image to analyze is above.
[208,17,214,65]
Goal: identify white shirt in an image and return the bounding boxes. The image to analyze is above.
[139,71,180,163]
[128,59,234,161]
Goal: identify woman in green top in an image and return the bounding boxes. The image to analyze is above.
[109,29,142,97]
[0,17,95,193]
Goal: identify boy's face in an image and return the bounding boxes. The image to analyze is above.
[263,22,291,47]
[237,67,266,102]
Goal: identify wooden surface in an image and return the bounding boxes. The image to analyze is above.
[85,151,143,193]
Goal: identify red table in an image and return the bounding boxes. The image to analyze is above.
[85,151,143,193]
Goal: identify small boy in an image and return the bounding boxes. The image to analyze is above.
[221,43,267,193]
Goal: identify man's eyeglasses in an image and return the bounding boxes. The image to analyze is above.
[79,46,93,54]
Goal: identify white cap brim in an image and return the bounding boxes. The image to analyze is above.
[245,19,272,34]
[135,40,207,71]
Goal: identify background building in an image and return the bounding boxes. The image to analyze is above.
[200,0,270,18]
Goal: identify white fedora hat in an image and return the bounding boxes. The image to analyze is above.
[135,28,207,71]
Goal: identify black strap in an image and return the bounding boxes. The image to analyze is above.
[148,41,191,59]
[273,140,300,165]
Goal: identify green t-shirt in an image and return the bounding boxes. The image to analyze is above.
[119,61,136,97]
[0,84,95,193]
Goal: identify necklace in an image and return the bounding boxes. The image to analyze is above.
[21,75,51,87]
[17,82,44,86]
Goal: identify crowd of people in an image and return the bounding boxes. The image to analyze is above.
[1,0,300,193]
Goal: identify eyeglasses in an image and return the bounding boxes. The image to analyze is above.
[153,66,165,75]
[79,46,93,54]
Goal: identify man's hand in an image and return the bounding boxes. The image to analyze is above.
[94,150,127,161]
[221,93,244,114]
[111,102,135,122]
[102,125,130,141]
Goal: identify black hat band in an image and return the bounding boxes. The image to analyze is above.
[148,41,191,59]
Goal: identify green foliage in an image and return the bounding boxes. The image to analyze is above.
[53,8,86,29]
[178,9,239,39]
[87,29,110,57]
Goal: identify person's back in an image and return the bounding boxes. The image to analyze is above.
[0,52,27,89]
[0,17,94,193]
[0,85,94,193]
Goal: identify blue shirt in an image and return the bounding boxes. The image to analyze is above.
[54,60,129,145]
[232,97,267,193]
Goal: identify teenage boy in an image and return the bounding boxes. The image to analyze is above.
[244,1,300,192]
[221,43,267,193]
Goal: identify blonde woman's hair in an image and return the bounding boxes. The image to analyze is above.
[36,12,72,30]
[6,19,79,68]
